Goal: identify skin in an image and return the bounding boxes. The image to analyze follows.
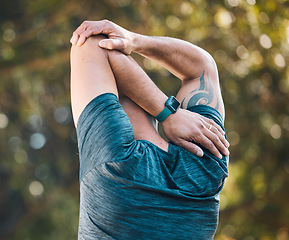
[70,20,230,159]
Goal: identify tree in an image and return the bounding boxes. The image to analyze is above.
[0,0,288,239]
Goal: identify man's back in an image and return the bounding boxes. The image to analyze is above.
[77,93,228,240]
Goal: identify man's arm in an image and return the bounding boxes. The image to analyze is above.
[131,35,225,118]
[106,50,228,158]
[70,20,229,158]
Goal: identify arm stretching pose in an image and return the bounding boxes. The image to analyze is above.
[70,20,229,240]
[71,20,229,159]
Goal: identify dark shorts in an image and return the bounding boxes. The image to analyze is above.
[76,93,229,240]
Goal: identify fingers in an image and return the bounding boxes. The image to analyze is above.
[70,32,79,45]
[77,34,88,46]
[206,129,229,157]
[178,140,204,157]
[193,133,224,159]
[70,20,104,46]
[205,118,225,136]
[206,122,230,148]
[200,120,230,158]
[192,119,230,159]
[201,117,230,150]
[70,22,88,45]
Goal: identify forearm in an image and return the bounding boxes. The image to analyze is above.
[107,50,167,117]
[132,34,215,81]
[71,20,215,82]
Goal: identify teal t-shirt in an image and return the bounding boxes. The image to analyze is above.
[76,93,229,240]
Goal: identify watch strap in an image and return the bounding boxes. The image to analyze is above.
[155,106,172,122]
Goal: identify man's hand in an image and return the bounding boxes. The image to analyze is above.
[70,20,135,55]
[162,108,230,159]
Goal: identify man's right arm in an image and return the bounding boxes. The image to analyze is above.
[71,21,224,118]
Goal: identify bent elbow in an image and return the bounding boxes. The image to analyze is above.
[202,50,218,72]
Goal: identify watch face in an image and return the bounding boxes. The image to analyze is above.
[166,96,180,112]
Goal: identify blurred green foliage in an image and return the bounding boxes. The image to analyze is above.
[0,0,289,239]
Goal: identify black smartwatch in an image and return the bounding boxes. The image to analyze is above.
[155,96,180,122]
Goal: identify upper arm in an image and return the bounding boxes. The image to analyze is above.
[70,36,118,127]
[176,59,225,118]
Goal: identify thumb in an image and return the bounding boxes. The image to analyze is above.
[99,39,124,51]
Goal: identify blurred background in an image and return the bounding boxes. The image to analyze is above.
[0,0,288,239]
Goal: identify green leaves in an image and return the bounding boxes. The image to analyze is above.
[0,0,288,239]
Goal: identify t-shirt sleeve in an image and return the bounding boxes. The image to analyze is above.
[76,93,136,182]
[186,105,225,130]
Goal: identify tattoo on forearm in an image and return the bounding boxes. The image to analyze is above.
[181,71,219,110]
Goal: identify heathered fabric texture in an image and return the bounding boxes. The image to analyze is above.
[76,93,229,240]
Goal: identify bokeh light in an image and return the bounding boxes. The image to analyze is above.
[54,106,72,125]
[29,133,46,149]
[29,181,44,197]
[259,34,272,49]
[0,113,9,129]
[1,1,288,239]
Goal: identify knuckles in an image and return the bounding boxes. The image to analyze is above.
[101,19,112,28]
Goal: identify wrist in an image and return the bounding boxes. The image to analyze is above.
[131,33,148,54]
[154,96,180,122]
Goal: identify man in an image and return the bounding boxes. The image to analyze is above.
[70,20,230,240]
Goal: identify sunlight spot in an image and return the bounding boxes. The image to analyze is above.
[246,0,256,5]
[274,53,286,68]
[143,58,158,70]
[3,29,15,42]
[27,115,43,131]
[249,79,264,95]
[180,2,193,15]
[14,150,28,164]
[270,124,282,139]
[2,46,15,60]
[0,113,9,129]
[259,34,272,49]
[233,61,249,77]
[227,131,240,146]
[29,181,44,197]
[188,28,207,41]
[227,0,239,7]
[246,12,258,24]
[29,133,46,149]
[249,50,263,65]
[160,68,170,77]
[236,45,249,59]
[54,106,71,125]
[166,15,181,30]
[222,224,236,236]
[259,12,270,24]
[214,49,227,64]
[261,113,274,131]
[214,9,233,29]
[281,116,289,131]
